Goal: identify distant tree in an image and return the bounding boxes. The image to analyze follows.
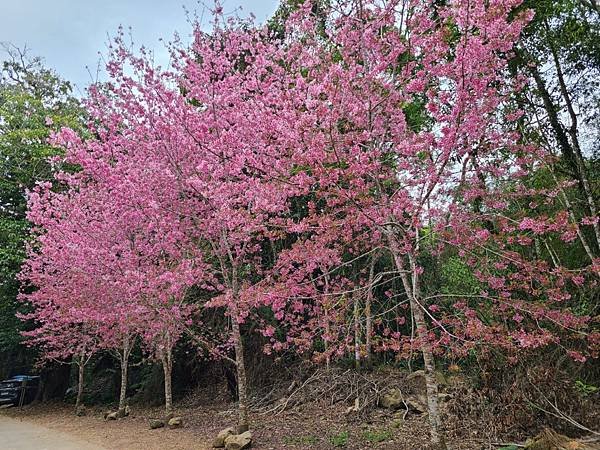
[0,44,83,376]
[510,0,600,252]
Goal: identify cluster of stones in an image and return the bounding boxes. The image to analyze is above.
[212,427,252,450]
[104,405,130,420]
[148,416,183,429]
[379,370,456,417]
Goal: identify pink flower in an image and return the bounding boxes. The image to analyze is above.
[567,350,586,363]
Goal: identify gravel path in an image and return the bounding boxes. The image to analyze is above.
[0,414,106,450]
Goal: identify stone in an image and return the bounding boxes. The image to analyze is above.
[168,417,183,428]
[406,370,447,387]
[149,419,165,429]
[404,394,427,414]
[379,388,404,410]
[213,427,235,448]
[406,370,426,382]
[224,431,252,450]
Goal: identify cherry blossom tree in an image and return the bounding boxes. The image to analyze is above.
[19,1,597,447]
[248,1,594,446]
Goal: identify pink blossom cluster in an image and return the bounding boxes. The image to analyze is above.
[20,0,597,375]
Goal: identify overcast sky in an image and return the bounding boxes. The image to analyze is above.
[0,0,279,94]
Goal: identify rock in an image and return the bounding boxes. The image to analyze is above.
[380,388,449,414]
[168,417,183,429]
[213,427,235,448]
[149,419,165,429]
[379,388,404,409]
[406,370,426,382]
[405,394,427,414]
[406,370,447,387]
[105,411,119,420]
[224,431,252,450]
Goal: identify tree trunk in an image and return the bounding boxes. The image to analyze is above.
[161,346,173,418]
[546,33,600,249]
[364,253,377,370]
[521,48,599,247]
[231,313,249,433]
[324,272,331,372]
[324,320,331,372]
[75,357,85,410]
[386,232,447,450]
[353,291,361,369]
[220,238,250,433]
[118,338,131,413]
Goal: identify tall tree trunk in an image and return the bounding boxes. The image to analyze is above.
[546,30,600,248]
[221,236,250,433]
[231,312,249,433]
[118,337,131,413]
[324,320,331,372]
[161,346,173,418]
[353,291,361,369]
[519,48,600,248]
[365,252,377,370]
[324,273,331,372]
[75,355,85,410]
[386,231,447,450]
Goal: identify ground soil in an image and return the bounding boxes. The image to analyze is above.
[0,413,105,450]
[2,364,596,450]
[1,400,492,450]
[2,403,205,450]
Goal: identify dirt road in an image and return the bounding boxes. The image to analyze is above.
[0,414,106,450]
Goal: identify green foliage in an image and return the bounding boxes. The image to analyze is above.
[329,430,349,447]
[0,45,83,365]
[268,0,330,40]
[362,427,393,443]
[403,97,432,132]
[575,380,598,397]
[440,256,481,296]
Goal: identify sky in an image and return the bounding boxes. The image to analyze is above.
[0,0,280,95]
